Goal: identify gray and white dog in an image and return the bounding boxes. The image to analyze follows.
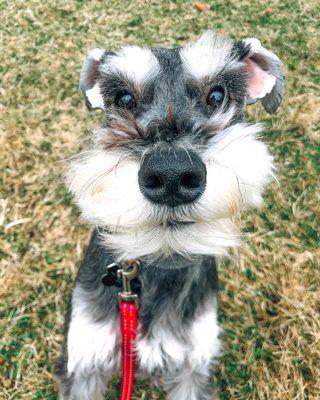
[55,31,283,399]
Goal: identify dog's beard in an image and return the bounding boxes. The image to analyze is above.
[66,122,274,261]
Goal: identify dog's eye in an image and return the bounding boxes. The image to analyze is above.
[207,86,225,107]
[115,92,136,110]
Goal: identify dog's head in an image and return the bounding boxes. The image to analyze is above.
[67,32,283,260]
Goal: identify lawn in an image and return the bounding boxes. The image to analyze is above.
[0,0,319,399]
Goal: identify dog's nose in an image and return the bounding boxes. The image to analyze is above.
[138,147,206,206]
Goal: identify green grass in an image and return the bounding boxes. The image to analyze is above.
[1,0,319,399]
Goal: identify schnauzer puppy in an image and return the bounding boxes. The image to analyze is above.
[55,31,283,400]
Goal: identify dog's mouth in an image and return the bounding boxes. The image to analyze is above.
[140,203,200,230]
[165,219,195,228]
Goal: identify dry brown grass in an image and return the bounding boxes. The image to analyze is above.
[0,0,319,399]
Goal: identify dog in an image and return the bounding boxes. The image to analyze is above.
[55,31,284,400]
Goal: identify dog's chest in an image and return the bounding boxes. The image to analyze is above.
[67,246,220,376]
[67,292,220,377]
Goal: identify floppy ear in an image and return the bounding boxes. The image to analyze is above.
[239,38,284,114]
[80,48,106,110]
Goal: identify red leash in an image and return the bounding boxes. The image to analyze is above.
[120,301,138,400]
[118,260,140,400]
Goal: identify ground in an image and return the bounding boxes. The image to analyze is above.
[1,0,319,399]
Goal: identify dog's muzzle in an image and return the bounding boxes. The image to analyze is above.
[138,146,206,207]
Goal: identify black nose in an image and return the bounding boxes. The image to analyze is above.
[138,147,206,206]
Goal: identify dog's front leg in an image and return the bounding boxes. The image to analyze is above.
[163,365,216,400]
[162,297,220,400]
[57,369,108,400]
[55,285,120,400]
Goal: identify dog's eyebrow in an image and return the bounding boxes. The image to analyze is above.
[100,72,136,98]
[180,32,235,79]
[101,46,160,86]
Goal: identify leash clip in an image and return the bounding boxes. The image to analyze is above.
[117,260,140,305]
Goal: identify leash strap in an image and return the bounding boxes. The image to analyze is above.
[101,260,140,400]
[120,301,138,400]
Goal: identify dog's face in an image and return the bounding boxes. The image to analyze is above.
[68,32,283,260]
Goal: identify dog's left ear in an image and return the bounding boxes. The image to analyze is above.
[80,48,106,110]
[236,38,284,113]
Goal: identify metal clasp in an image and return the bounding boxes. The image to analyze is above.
[117,259,140,305]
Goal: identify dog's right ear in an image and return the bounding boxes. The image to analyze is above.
[80,48,106,110]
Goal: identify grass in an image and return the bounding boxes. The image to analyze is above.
[0,0,319,398]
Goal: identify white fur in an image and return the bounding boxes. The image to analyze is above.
[64,371,107,400]
[67,287,120,376]
[207,105,236,131]
[85,83,105,110]
[137,325,186,373]
[101,45,160,85]
[163,366,214,400]
[102,218,239,261]
[159,299,219,399]
[180,31,234,79]
[202,123,275,211]
[244,37,278,62]
[89,48,105,62]
[64,287,120,399]
[189,299,221,367]
[137,298,220,374]
[67,150,144,229]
